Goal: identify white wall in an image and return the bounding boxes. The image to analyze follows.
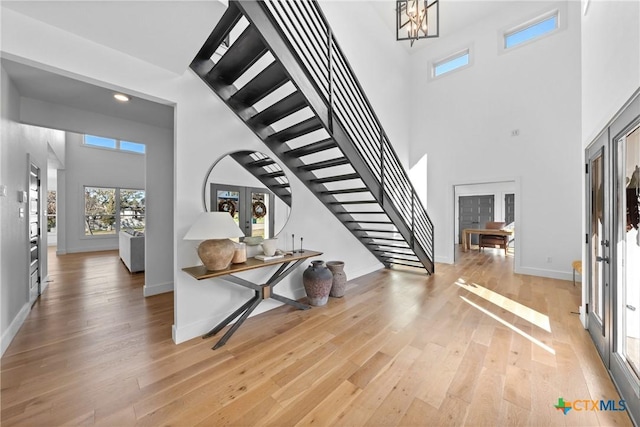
[1,2,381,346]
[174,71,382,343]
[1,65,66,355]
[581,0,640,146]
[409,1,583,280]
[62,132,145,252]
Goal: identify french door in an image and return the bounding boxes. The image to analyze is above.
[586,91,640,424]
[586,133,610,363]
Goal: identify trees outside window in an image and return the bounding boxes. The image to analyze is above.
[84,187,145,235]
[47,190,57,232]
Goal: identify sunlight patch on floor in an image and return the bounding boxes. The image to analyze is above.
[455,278,551,332]
[460,295,556,355]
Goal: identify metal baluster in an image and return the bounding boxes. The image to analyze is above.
[327,29,333,133]
[380,133,385,206]
[411,192,415,247]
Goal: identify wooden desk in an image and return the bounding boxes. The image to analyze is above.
[182,250,322,349]
[461,228,513,252]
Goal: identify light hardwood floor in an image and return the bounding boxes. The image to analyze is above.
[0,246,634,426]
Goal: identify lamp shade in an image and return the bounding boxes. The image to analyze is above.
[183,212,245,240]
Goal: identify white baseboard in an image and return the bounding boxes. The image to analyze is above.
[172,299,281,344]
[435,255,454,264]
[514,266,573,281]
[143,281,174,297]
[1,302,31,357]
[41,275,51,294]
[348,261,385,280]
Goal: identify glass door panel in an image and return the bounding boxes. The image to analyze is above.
[248,189,274,239]
[587,135,610,363]
[617,124,640,381]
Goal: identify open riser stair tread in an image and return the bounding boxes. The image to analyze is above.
[248,92,308,128]
[190,0,434,274]
[229,61,289,108]
[208,26,268,85]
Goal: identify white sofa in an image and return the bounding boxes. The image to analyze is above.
[119,230,145,273]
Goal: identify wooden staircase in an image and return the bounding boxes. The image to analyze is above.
[191,0,434,273]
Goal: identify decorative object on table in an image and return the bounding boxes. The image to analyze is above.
[218,199,236,216]
[183,212,245,271]
[255,253,285,261]
[232,242,247,264]
[252,200,267,218]
[303,260,333,306]
[261,237,279,257]
[243,236,264,246]
[292,234,295,253]
[298,237,304,253]
[326,261,347,298]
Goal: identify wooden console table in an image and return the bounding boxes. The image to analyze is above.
[182,250,322,349]
[461,228,513,252]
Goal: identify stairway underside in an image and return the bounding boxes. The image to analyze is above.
[191,1,434,273]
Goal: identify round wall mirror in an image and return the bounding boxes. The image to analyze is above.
[203,151,292,240]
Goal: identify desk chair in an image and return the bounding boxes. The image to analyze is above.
[479,221,508,255]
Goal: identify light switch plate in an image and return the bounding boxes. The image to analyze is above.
[0,184,7,197]
[19,207,25,218]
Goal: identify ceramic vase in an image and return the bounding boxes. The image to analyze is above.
[261,238,278,256]
[303,260,333,306]
[326,261,346,298]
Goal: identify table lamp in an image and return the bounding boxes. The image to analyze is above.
[184,212,245,271]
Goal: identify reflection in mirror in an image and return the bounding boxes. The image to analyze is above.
[204,151,291,240]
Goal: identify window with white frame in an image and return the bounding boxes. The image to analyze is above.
[84,134,146,154]
[432,49,470,78]
[84,186,145,236]
[504,11,559,49]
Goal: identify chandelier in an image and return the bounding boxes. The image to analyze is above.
[396,0,439,46]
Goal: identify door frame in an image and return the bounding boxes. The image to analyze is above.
[453,180,520,266]
[584,89,640,425]
[27,155,43,306]
[585,131,611,364]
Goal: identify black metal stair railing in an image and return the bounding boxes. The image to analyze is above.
[261,0,435,266]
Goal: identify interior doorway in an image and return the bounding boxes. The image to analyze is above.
[454,181,517,255]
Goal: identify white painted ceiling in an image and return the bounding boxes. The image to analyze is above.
[2,58,175,129]
[0,0,512,129]
[1,0,226,130]
[2,0,226,75]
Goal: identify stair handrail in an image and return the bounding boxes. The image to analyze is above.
[260,0,434,264]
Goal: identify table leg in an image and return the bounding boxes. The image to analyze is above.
[271,293,311,310]
[212,295,262,350]
[202,295,259,339]
[462,231,468,252]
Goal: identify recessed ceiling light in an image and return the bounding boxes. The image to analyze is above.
[113,93,130,102]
